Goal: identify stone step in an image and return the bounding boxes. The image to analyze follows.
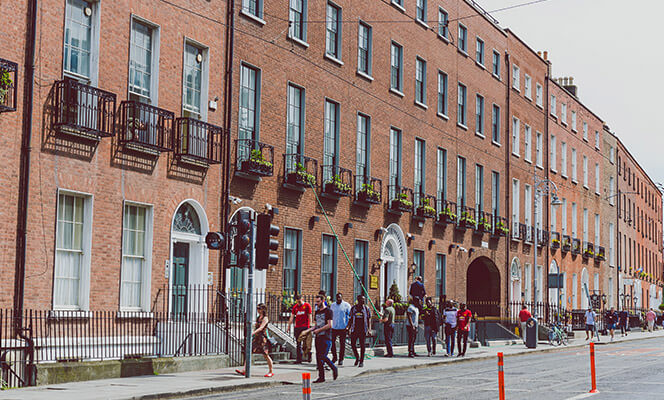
[253,352,290,364]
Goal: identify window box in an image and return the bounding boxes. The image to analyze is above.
[477,212,493,233]
[437,201,457,224]
[537,229,548,247]
[284,154,317,189]
[53,78,117,140]
[175,118,223,166]
[561,235,571,252]
[0,58,18,113]
[571,238,581,255]
[550,231,561,249]
[415,195,437,219]
[583,242,594,259]
[322,165,352,198]
[596,246,606,261]
[355,176,382,205]
[286,168,316,187]
[493,216,509,237]
[119,100,174,153]
[458,206,476,229]
[388,185,413,213]
[240,148,273,176]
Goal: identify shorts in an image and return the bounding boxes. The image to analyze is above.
[585,324,595,332]
[607,323,616,330]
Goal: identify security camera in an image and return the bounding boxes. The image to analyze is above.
[229,196,242,205]
[458,246,468,252]
[265,203,272,212]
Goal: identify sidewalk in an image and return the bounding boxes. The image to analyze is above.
[3,329,663,400]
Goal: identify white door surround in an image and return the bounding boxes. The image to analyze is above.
[379,223,408,304]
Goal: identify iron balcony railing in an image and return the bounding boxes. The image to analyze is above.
[388,185,413,213]
[524,225,534,243]
[571,238,581,255]
[0,58,18,112]
[511,220,521,240]
[414,193,437,219]
[493,215,509,236]
[583,241,595,259]
[235,138,274,176]
[354,175,382,204]
[175,118,223,164]
[537,229,548,247]
[53,78,116,139]
[284,153,318,187]
[437,199,457,224]
[477,211,493,233]
[550,231,561,249]
[562,235,572,252]
[321,165,353,197]
[518,223,528,241]
[457,205,476,229]
[119,100,174,152]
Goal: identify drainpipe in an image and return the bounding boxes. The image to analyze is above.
[504,50,511,313]
[13,0,38,386]
[220,0,236,292]
[544,61,551,306]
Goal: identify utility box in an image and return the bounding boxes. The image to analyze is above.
[526,318,538,348]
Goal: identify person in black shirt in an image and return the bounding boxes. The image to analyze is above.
[606,307,618,342]
[305,295,338,383]
[348,295,371,367]
[618,309,629,336]
[422,297,441,356]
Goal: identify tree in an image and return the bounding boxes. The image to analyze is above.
[388,281,402,303]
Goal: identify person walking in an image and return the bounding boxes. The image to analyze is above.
[307,295,338,383]
[235,304,274,377]
[329,293,351,365]
[456,303,472,357]
[585,307,597,341]
[287,294,313,364]
[646,308,657,332]
[348,295,372,367]
[381,299,395,357]
[422,297,441,356]
[442,301,458,357]
[518,305,532,344]
[618,308,629,336]
[606,307,618,342]
[409,276,426,307]
[406,297,420,357]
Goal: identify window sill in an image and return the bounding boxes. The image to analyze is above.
[551,168,557,174]
[525,159,532,164]
[415,19,429,29]
[595,191,601,196]
[414,100,428,110]
[457,49,469,58]
[583,185,589,190]
[356,70,374,82]
[117,311,154,319]
[572,129,578,133]
[536,164,544,170]
[491,140,501,147]
[492,73,501,82]
[49,310,92,319]
[438,34,450,44]
[240,10,266,26]
[561,174,568,179]
[391,1,406,13]
[475,132,485,139]
[287,35,309,49]
[536,103,543,110]
[525,95,532,102]
[512,87,520,93]
[511,152,520,158]
[457,122,468,131]
[572,179,578,185]
[475,61,486,70]
[583,138,589,142]
[437,112,449,121]
[324,53,344,66]
[561,121,568,127]
[389,87,405,98]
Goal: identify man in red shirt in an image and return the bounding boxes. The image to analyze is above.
[287,294,312,363]
[518,305,532,344]
[456,303,472,357]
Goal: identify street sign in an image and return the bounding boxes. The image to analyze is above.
[548,273,564,289]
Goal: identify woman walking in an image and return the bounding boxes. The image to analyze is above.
[236,303,274,377]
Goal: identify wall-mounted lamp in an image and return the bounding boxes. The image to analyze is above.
[468,248,476,257]
[448,244,458,253]
[376,258,383,267]
[410,262,417,273]
[428,239,436,249]
[406,233,414,245]
[265,203,279,217]
[343,222,353,235]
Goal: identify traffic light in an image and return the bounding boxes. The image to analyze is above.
[205,231,226,250]
[234,210,253,268]
[255,213,279,271]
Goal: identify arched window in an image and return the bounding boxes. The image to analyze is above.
[173,203,201,235]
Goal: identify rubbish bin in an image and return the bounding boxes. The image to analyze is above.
[526,317,538,348]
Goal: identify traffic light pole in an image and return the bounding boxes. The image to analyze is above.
[244,214,254,379]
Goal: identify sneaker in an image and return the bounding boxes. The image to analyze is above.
[235,369,245,376]
[333,367,338,380]
[338,360,343,366]
[354,359,359,366]
[358,361,364,368]
[313,378,325,384]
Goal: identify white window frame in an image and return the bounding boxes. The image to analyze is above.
[390,41,404,94]
[595,163,600,194]
[475,37,485,66]
[535,83,543,107]
[457,83,467,128]
[524,124,532,162]
[512,116,520,156]
[550,94,557,116]
[571,148,578,182]
[595,131,600,150]
[583,121,589,141]
[571,111,577,132]
[288,0,308,44]
[492,50,500,78]
[128,16,160,105]
[182,39,209,121]
[512,65,520,91]
[583,155,588,188]
[437,7,449,40]
[561,103,567,124]
[120,201,154,312]
[63,0,101,85]
[594,213,600,246]
[437,70,448,118]
[572,202,578,238]
[53,189,94,311]
[561,141,567,177]
[524,74,531,99]
[356,20,372,78]
[415,56,427,107]
[550,134,557,172]
[241,0,265,23]
[561,198,567,235]
[324,1,343,63]
[458,24,468,54]
[536,131,543,167]
[475,94,484,136]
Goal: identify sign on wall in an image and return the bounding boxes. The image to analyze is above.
[370,275,379,289]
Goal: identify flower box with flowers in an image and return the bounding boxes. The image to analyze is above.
[241,149,273,176]
[438,207,457,224]
[551,238,561,249]
[494,221,509,236]
[324,174,352,197]
[561,238,571,252]
[477,217,492,233]
[583,249,594,259]
[357,183,381,204]
[458,211,476,229]
[287,163,316,187]
[415,198,436,218]
[391,193,413,212]
[596,249,606,261]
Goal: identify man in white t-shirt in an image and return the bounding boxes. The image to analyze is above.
[585,308,597,340]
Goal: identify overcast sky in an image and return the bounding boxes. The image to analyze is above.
[484,0,664,189]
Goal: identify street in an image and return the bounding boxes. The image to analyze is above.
[189,337,664,400]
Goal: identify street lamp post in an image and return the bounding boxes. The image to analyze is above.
[532,172,562,320]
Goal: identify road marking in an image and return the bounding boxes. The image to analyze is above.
[564,392,599,400]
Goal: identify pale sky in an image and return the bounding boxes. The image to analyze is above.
[483,0,664,188]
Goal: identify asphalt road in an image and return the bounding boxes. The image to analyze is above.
[188,336,664,400]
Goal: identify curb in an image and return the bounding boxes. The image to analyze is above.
[133,380,288,400]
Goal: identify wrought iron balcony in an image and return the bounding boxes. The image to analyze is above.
[583,242,594,259]
[414,193,437,219]
[477,211,493,234]
[53,78,116,139]
[550,231,561,249]
[436,200,457,225]
[284,154,317,188]
[561,235,571,252]
[354,175,382,205]
[321,165,352,197]
[175,118,223,165]
[537,229,548,247]
[524,225,534,244]
[511,221,521,241]
[388,185,413,213]
[0,58,17,112]
[119,101,174,153]
[596,246,606,261]
[457,206,476,229]
[517,223,528,241]
[571,238,581,255]
[493,216,509,237]
[235,138,274,176]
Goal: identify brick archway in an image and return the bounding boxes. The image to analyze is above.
[466,256,501,317]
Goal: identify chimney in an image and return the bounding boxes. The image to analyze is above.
[537,51,542,57]
[543,51,548,60]
[564,76,578,98]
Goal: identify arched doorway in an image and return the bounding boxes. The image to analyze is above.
[170,200,209,314]
[379,224,408,304]
[467,256,501,317]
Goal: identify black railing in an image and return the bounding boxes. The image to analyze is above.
[537,229,548,247]
[414,193,437,219]
[457,205,476,229]
[174,118,223,164]
[235,138,274,176]
[518,223,528,241]
[572,238,581,255]
[53,78,116,139]
[511,220,521,240]
[525,225,534,243]
[437,199,457,224]
[284,154,317,187]
[583,242,594,259]
[596,246,606,261]
[550,231,561,249]
[467,301,501,318]
[508,301,569,326]
[477,211,493,233]
[493,215,509,236]
[354,175,382,204]
[0,58,18,112]
[562,235,572,252]
[388,185,413,213]
[321,165,353,197]
[119,101,174,152]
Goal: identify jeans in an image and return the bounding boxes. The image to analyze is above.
[384,323,394,356]
[444,324,456,355]
[315,335,337,380]
[330,329,346,362]
[620,322,628,335]
[424,326,437,354]
[350,331,366,363]
[294,327,308,362]
[648,320,655,332]
[407,325,418,355]
[457,329,469,355]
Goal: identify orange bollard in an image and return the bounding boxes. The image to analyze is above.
[302,372,311,400]
[497,352,506,400]
[588,342,599,393]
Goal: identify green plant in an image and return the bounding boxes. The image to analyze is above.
[280,291,295,313]
[394,192,412,208]
[478,216,492,231]
[388,282,402,303]
[247,149,273,169]
[495,220,509,234]
[0,69,12,104]
[659,303,664,311]
[293,162,316,185]
[459,211,476,226]
[325,174,351,193]
[359,183,380,201]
